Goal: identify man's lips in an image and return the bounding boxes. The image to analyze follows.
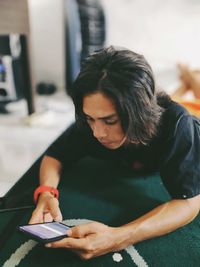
[99,140,112,145]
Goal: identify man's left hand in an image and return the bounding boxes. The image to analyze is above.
[45,221,128,260]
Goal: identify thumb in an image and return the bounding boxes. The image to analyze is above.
[48,198,63,221]
[70,223,95,238]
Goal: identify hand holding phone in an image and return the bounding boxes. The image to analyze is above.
[18,222,70,243]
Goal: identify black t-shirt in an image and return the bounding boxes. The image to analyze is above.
[46,100,200,200]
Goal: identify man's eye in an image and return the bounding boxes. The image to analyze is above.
[104,120,118,125]
[86,117,93,123]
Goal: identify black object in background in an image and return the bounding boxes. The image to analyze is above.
[77,0,106,62]
[63,0,106,94]
[0,35,11,55]
[36,82,57,95]
[0,34,35,114]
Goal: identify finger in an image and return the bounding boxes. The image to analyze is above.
[29,208,44,224]
[46,237,87,250]
[48,198,63,221]
[71,249,93,260]
[29,215,40,224]
[43,212,54,222]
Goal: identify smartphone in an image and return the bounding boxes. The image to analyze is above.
[18,221,70,243]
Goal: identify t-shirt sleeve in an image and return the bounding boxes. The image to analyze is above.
[160,115,200,199]
[45,123,89,167]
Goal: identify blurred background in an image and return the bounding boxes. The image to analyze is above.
[0,0,200,201]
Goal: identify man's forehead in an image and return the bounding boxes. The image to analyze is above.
[83,111,118,120]
[82,92,118,119]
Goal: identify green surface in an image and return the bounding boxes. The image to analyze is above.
[0,157,200,266]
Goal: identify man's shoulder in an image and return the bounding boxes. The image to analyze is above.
[159,101,194,140]
[164,100,189,119]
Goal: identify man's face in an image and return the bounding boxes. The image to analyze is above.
[83,92,126,149]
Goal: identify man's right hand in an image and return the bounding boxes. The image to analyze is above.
[29,192,63,224]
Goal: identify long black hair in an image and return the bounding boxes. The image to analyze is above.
[71,46,166,144]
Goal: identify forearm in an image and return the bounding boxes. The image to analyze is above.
[39,155,62,188]
[118,196,200,247]
[30,156,63,223]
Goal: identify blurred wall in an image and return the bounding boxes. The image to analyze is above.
[102,0,200,73]
[28,0,65,91]
[27,0,200,93]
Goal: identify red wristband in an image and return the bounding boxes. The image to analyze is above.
[33,185,59,204]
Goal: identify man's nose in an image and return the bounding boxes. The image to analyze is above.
[93,121,107,139]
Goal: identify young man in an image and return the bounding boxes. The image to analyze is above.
[30,46,200,260]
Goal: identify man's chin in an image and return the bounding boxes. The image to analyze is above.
[100,141,121,149]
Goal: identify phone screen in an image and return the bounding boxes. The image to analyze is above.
[18,222,70,241]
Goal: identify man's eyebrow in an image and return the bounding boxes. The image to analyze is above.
[83,112,118,120]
